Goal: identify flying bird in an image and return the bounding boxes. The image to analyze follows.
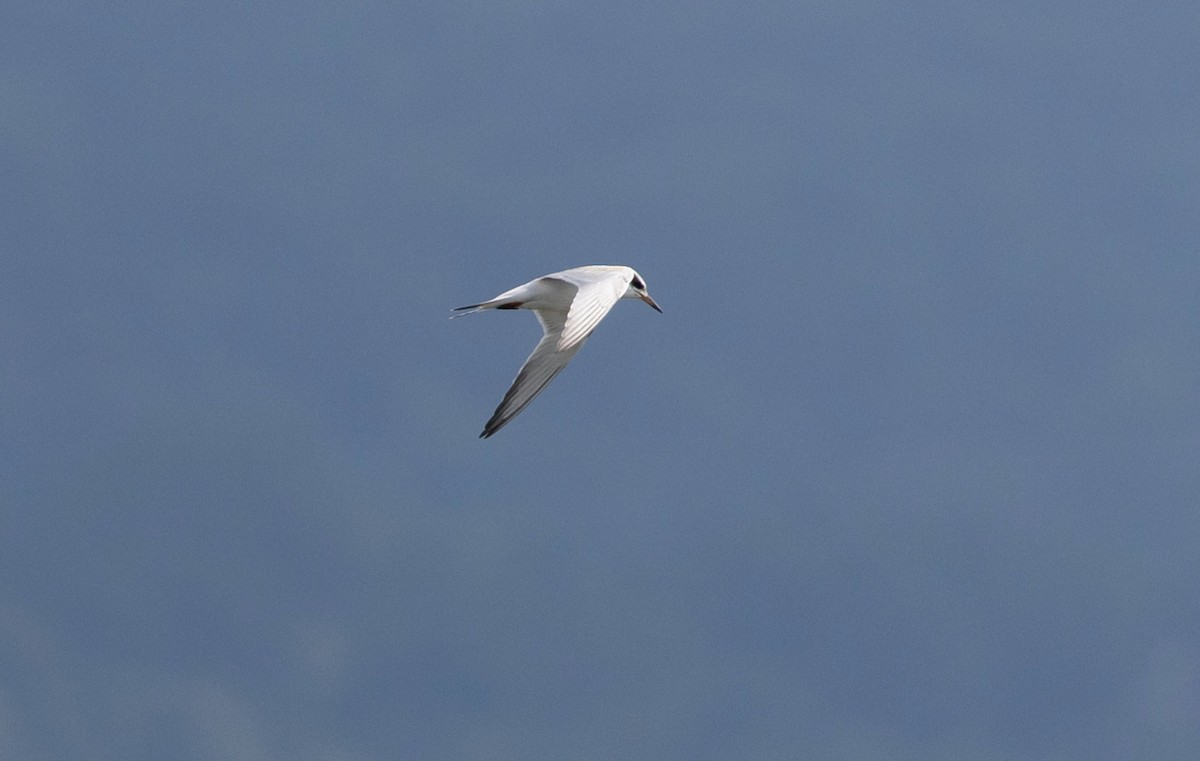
[452,265,662,438]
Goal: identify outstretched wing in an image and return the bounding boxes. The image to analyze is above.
[479,306,585,438]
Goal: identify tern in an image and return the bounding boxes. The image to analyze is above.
[453,265,662,438]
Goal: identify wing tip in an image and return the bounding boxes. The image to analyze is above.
[479,411,508,439]
[479,422,504,439]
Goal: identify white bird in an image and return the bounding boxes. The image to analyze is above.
[452,265,662,438]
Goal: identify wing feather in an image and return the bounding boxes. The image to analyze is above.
[479,307,584,438]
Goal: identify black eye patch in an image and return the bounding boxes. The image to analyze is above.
[631,276,645,290]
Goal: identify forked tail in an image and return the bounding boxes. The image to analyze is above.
[449,299,525,319]
[449,302,488,319]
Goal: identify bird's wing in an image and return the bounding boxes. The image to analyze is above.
[479,306,584,438]
[551,271,628,351]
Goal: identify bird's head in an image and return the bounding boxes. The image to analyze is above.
[624,270,663,313]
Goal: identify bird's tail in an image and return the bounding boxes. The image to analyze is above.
[449,302,489,319]
[449,298,526,319]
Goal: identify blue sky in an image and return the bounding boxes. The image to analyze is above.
[4,2,1199,759]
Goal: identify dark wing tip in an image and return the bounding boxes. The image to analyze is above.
[479,411,506,438]
[479,414,506,438]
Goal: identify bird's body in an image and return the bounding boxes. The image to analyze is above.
[453,265,662,438]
